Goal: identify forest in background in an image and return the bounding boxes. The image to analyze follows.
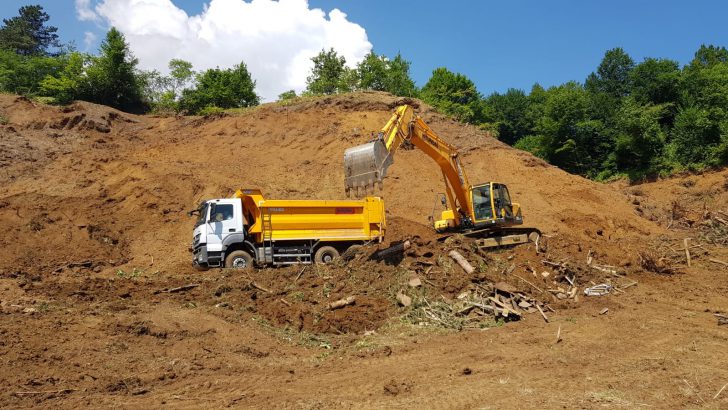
[1,5,727,181]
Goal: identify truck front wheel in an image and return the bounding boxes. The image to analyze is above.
[225,250,253,269]
[314,246,339,264]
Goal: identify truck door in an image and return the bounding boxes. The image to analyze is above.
[206,201,239,253]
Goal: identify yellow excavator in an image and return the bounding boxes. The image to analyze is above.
[344,104,539,247]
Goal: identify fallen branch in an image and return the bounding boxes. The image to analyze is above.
[715,383,728,400]
[329,296,356,310]
[618,280,638,290]
[154,284,199,294]
[542,260,564,268]
[709,258,728,267]
[448,250,475,274]
[536,304,549,323]
[250,282,271,293]
[294,266,306,282]
[13,389,76,397]
[279,298,291,306]
[513,274,543,293]
[684,238,692,267]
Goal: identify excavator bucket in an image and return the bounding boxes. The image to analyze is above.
[344,139,393,197]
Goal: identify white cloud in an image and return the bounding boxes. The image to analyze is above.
[76,0,372,101]
[83,31,97,50]
[75,0,100,22]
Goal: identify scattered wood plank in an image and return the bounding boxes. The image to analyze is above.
[329,296,356,310]
[536,304,549,323]
[599,307,609,315]
[709,258,728,267]
[684,238,692,267]
[714,382,728,400]
[716,313,728,325]
[279,298,291,306]
[542,260,563,268]
[618,280,638,290]
[513,274,543,293]
[294,266,306,282]
[488,296,521,317]
[448,250,475,274]
[154,283,199,294]
[250,282,271,293]
[555,325,562,344]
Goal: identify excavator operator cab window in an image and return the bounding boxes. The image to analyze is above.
[492,184,514,218]
[472,184,493,221]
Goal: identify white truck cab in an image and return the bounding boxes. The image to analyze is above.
[190,198,249,269]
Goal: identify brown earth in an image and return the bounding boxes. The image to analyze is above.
[0,92,727,408]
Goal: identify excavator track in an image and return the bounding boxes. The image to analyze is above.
[438,227,541,249]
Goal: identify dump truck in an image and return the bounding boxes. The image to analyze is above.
[189,188,385,269]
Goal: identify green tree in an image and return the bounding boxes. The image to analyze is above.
[0,49,64,94]
[421,67,482,123]
[611,98,669,178]
[168,59,194,96]
[179,62,259,114]
[306,48,349,95]
[585,47,634,99]
[485,88,532,145]
[82,28,146,112]
[356,51,387,91]
[356,51,417,97]
[277,89,296,101]
[629,58,681,105]
[39,52,88,103]
[669,107,724,166]
[0,5,60,56]
[689,44,728,69]
[528,82,610,176]
[385,53,417,97]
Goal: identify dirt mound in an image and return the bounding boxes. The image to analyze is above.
[2,92,727,408]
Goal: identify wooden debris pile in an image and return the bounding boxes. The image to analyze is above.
[403,281,552,330]
[699,210,728,246]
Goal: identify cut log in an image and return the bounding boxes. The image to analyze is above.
[373,240,411,259]
[329,296,356,310]
[448,250,475,274]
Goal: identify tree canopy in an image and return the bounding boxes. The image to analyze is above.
[0,5,60,56]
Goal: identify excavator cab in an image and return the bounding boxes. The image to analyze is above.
[471,183,522,227]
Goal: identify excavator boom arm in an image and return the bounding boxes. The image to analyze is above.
[343,105,472,221]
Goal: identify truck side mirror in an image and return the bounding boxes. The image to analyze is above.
[208,203,216,221]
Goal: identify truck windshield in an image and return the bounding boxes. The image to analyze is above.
[194,202,208,228]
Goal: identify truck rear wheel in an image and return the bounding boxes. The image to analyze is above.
[225,250,253,269]
[314,246,339,264]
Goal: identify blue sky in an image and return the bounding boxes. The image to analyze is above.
[2,0,727,97]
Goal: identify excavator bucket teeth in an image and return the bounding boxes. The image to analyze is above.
[344,140,392,196]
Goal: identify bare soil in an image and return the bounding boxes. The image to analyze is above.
[1,92,727,408]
